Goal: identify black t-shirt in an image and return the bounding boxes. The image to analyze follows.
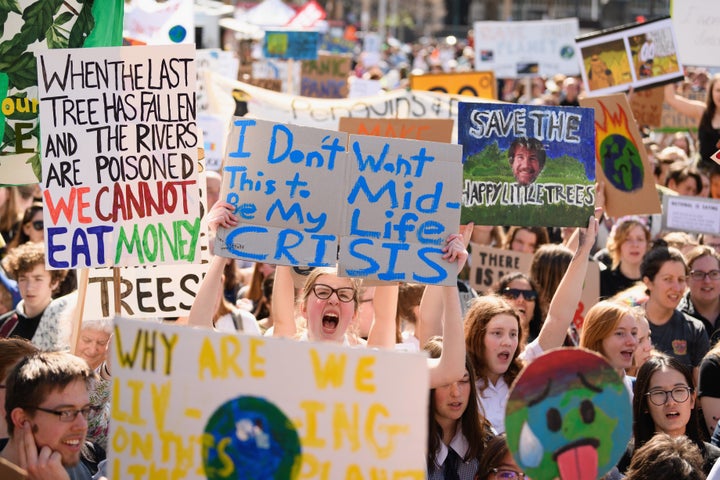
[600,266,641,300]
[679,291,720,346]
[648,310,710,368]
[699,353,720,398]
[0,308,42,341]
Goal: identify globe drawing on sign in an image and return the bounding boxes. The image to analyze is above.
[599,133,643,192]
[203,396,302,479]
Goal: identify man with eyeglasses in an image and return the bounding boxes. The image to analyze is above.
[0,351,105,480]
[679,246,720,346]
[0,242,70,350]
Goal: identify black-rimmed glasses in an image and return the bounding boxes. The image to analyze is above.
[30,405,101,422]
[689,270,720,281]
[311,284,355,303]
[645,386,693,406]
[491,468,526,480]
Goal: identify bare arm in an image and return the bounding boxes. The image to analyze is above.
[564,183,604,252]
[188,255,226,328]
[536,214,598,351]
[272,265,299,338]
[664,83,705,122]
[366,283,399,349]
[427,230,471,388]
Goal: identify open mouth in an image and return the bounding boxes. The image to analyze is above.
[322,313,339,331]
[553,438,599,480]
[498,351,511,362]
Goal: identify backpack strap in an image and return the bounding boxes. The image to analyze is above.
[230,310,244,332]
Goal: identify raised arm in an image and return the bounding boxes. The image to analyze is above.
[366,283,399,349]
[189,202,238,329]
[427,230,471,388]
[664,83,705,122]
[564,183,604,252]
[536,213,598,351]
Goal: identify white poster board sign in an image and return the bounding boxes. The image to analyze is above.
[109,316,429,479]
[473,18,580,77]
[662,195,720,235]
[671,0,720,68]
[37,45,201,269]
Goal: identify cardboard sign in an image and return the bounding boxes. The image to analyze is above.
[580,94,662,217]
[0,0,123,185]
[458,102,596,227]
[123,0,195,44]
[409,71,496,99]
[215,119,462,285]
[505,348,632,480]
[469,244,533,293]
[263,31,319,60]
[339,118,454,143]
[37,45,201,269]
[572,261,601,334]
[109,316,429,479]
[0,458,25,480]
[576,17,684,97]
[662,195,720,235]
[301,54,351,98]
[671,0,720,68]
[628,85,664,127]
[473,18,580,77]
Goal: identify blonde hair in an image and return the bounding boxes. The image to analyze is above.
[579,301,634,356]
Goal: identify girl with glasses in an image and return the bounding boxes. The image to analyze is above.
[6,202,44,252]
[477,434,525,480]
[679,246,720,345]
[618,352,720,474]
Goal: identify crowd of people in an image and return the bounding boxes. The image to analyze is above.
[1,36,720,480]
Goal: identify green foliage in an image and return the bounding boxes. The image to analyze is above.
[26,151,40,182]
[0,0,21,14]
[69,1,95,47]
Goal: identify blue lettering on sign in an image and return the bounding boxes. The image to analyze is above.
[47,225,113,268]
[225,166,276,195]
[265,199,327,233]
[347,176,398,207]
[415,247,446,283]
[351,140,435,177]
[267,125,344,171]
[225,226,268,261]
[378,242,410,281]
[228,119,257,158]
[226,226,335,267]
[346,238,380,275]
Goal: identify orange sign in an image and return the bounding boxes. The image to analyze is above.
[409,71,496,99]
[338,118,454,143]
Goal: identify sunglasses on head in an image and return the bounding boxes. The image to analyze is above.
[31,220,43,231]
[502,288,538,301]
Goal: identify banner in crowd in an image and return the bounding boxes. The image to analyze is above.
[473,18,580,78]
[469,244,533,293]
[109,317,429,479]
[580,93,662,217]
[576,17,684,97]
[409,71,496,99]
[671,0,720,68]
[0,0,123,185]
[263,31,320,61]
[124,0,195,45]
[339,118,454,143]
[301,54,351,98]
[662,195,720,235]
[216,118,462,285]
[458,102,596,227]
[37,45,201,269]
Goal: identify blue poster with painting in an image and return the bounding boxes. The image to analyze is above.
[458,102,596,227]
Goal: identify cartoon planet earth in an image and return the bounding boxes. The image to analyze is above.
[203,396,302,479]
[505,348,632,480]
[599,133,643,192]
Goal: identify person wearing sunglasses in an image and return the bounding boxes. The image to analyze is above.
[477,434,526,480]
[617,353,720,474]
[494,273,541,345]
[0,351,106,480]
[679,246,720,346]
[6,202,44,252]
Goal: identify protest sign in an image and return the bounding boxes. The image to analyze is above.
[110,316,429,479]
[662,195,720,235]
[505,349,632,480]
[671,0,720,68]
[37,45,201,269]
[409,71,496,99]
[576,17,684,97]
[124,0,195,45]
[338,134,462,285]
[216,119,463,285]
[468,244,533,293]
[473,18,580,77]
[301,54,351,98]
[628,85,664,127]
[458,102,596,227]
[196,49,239,114]
[572,260,601,335]
[0,0,123,185]
[339,118,454,143]
[580,94,662,217]
[264,31,320,61]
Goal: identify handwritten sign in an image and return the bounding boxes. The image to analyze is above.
[109,316,428,479]
[301,54,351,98]
[671,0,720,67]
[458,102,596,227]
[409,71,496,99]
[473,18,580,77]
[339,118,454,143]
[576,17,684,97]
[123,0,195,45]
[263,31,319,60]
[629,85,664,127]
[469,244,533,293]
[37,45,201,269]
[662,195,720,235]
[580,94,661,217]
[216,119,462,285]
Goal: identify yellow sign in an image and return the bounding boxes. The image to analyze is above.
[410,71,496,99]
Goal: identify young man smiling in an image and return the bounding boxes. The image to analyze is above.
[1,351,103,480]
